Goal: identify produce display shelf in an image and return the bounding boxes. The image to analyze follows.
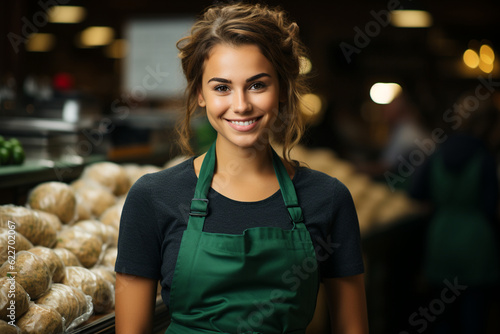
[68,299,170,334]
[0,156,106,190]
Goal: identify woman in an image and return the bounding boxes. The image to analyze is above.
[115,3,368,333]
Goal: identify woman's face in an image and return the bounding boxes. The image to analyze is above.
[198,43,282,151]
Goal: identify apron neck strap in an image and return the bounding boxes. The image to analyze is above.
[188,142,304,231]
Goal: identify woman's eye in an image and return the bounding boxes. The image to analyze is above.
[250,82,266,90]
[214,85,229,92]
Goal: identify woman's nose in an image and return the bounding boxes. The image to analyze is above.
[232,90,251,113]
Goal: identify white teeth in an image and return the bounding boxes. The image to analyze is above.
[230,119,256,126]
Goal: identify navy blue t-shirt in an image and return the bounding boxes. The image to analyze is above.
[115,157,364,307]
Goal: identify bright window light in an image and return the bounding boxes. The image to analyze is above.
[48,6,86,23]
[390,10,433,28]
[370,83,402,104]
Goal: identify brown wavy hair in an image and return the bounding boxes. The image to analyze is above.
[176,2,310,163]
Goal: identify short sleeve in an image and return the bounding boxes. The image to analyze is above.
[319,180,364,278]
[115,174,162,280]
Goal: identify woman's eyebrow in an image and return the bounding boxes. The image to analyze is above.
[207,77,230,84]
[246,73,270,82]
[207,73,271,84]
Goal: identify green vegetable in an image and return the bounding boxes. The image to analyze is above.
[0,147,9,165]
[11,145,25,164]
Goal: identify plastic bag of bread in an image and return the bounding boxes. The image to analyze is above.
[26,182,77,224]
[99,202,124,230]
[90,265,116,286]
[0,205,57,248]
[66,284,93,330]
[0,251,52,299]
[0,251,52,300]
[81,161,131,196]
[36,283,93,330]
[74,192,93,221]
[0,319,20,334]
[52,248,82,267]
[0,228,33,264]
[62,266,114,314]
[100,247,117,268]
[33,210,62,232]
[55,227,103,268]
[73,220,118,247]
[71,179,117,218]
[16,302,63,334]
[0,277,30,321]
[28,247,65,283]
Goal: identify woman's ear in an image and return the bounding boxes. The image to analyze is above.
[198,92,206,107]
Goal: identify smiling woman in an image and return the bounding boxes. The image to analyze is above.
[114,2,368,334]
[198,43,282,150]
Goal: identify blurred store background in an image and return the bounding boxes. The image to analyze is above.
[1,0,500,333]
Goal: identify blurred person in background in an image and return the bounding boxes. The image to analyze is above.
[409,90,500,334]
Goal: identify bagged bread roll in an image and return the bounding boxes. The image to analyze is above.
[0,228,33,264]
[28,247,65,283]
[100,247,117,268]
[0,205,57,248]
[26,182,77,224]
[36,283,93,330]
[0,277,30,321]
[72,180,117,218]
[73,220,118,247]
[91,265,116,286]
[0,319,20,334]
[33,210,62,232]
[55,227,103,268]
[81,161,131,196]
[16,303,63,334]
[52,248,82,267]
[74,192,93,221]
[62,266,114,314]
[99,203,123,230]
[0,251,52,300]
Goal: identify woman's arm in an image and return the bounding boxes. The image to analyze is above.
[115,272,158,334]
[323,273,369,334]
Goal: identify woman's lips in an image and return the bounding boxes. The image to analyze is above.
[226,117,262,132]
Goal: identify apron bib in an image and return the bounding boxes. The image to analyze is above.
[425,152,500,286]
[166,143,319,333]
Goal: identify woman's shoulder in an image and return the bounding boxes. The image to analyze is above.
[294,166,352,199]
[130,156,196,191]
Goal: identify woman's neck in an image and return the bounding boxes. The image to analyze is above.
[214,139,274,179]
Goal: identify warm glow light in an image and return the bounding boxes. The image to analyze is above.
[26,33,56,52]
[79,26,114,47]
[370,83,402,104]
[48,6,86,23]
[299,56,312,75]
[480,44,495,64]
[479,61,494,74]
[301,93,322,116]
[105,39,128,58]
[390,10,433,28]
[463,49,480,68]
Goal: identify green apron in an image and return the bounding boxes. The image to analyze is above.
[425,152,500,286]
[166,143,319,333]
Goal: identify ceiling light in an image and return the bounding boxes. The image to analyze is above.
[299,56,312,75]
[370,83,402,104]
[26,33,56,52]
[479,44,495,64]
[390,10,433,28]
[463,49,480,69]
[48,6,86,24]
[79,26,114,47]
